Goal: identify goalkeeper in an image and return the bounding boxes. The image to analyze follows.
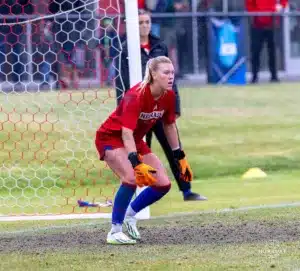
[115,9,206,201]
[96,56,193,244]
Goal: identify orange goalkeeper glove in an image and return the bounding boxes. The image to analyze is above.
[134,163,157,187]
[173,149,193,182]
[128,152,157,187]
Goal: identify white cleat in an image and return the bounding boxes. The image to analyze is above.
[106,231,136,245]
[124,216,141,240]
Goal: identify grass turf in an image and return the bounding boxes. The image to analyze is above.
[0,83,300,270]
[0,84,300,217]
[1,206,300,271]
[0,83,300,216]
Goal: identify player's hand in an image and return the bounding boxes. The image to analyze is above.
[173,149,193,182]
[134,163,157,187]
[128,152,157,187]
[178,157,193,182]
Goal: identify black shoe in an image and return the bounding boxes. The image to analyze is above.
[184,192,208,201]
[251,77,258,84]
[270,77,280,83]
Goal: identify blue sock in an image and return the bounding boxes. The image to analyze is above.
[183,189,192,197]
[112,183,136,225]
[131,184,171,213]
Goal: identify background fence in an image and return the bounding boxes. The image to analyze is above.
[0,0,300,90]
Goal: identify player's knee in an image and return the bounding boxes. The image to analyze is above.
[156,174,171,187]
[152,182,171,194]
[153,174,171,190]
[163,182,171,193]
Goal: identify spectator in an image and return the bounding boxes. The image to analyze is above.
[115,9,207,201]
[99,18,121,86]
[0,0,34,86]
[246,0,288,83]
[290,9,300,56]
[58,40,85,90]
[49,0,87,90]
[39,21,56,87]
[198,0,222,11]
[174,0,192,76]
[144,0,179,75]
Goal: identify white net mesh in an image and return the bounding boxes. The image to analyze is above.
[0,0,125,217]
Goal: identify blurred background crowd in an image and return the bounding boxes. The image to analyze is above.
[0,0,300,90]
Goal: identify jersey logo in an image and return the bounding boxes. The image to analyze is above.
[139,110,165,121]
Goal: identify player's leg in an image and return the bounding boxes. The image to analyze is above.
[152,120,207,201]
[102,147,138,245]
[266,29,278,81]
[145,129,153,148]
[131,152,171,208]
[124,149,171,239]
[250,27,264,83]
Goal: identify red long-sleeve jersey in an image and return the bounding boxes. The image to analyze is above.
[98,83,176,143]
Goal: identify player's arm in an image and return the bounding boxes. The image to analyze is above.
[120,93,139,154]
[162,91,179,148]
[122,127,137,154]
[163,92,193,182]
[163,123,180,150]
[121,94,157,185]
[163,122,193,182]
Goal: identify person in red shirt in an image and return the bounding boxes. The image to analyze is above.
[116,9,206,202]
[246,0,288,83]
[96,56,193,245]
[138,0,145,9]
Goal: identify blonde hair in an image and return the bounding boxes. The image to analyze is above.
[140,56,173,90]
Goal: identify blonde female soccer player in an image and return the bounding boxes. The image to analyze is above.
[116,9,206,201]
[95,56,193,245]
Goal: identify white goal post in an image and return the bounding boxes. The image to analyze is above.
[123,0,150,220]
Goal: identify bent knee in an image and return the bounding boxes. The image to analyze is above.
[152,182,171,193]
[155,173,171,187]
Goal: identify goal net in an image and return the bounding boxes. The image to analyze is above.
[0,0,140,221]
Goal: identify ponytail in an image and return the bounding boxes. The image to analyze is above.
[139,59,153,91]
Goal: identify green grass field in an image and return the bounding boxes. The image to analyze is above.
[1,83,300,270]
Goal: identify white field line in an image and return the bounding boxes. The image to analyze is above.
[0,212,111,222]
[1,201,300,236]
[152,201,300,219]
[1,194,298,221]
[0,220,111,236]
